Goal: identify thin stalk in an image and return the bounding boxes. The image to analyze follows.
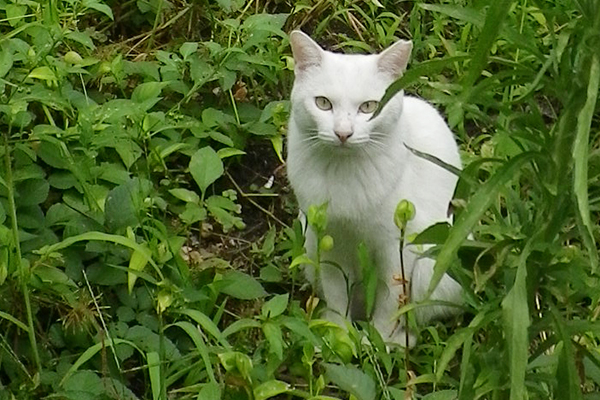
[3,129,41,371]
[399,227,410,373]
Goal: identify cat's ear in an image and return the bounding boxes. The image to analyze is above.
[290,30,323,72]
[378,39,413,77]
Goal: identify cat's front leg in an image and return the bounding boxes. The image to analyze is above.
[370,246,417,348]
[303,228,351,326]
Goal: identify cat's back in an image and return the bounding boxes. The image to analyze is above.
[400,96,461,168]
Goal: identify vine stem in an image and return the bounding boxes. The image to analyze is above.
[3,129,41,371]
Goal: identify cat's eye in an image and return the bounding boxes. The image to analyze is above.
[315,96,333,111]
[359,100,379,114]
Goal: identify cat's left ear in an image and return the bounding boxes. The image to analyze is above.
[290,30,324,72]
[378,39,413,77]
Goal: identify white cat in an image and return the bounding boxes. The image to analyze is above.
[286,31,463,347]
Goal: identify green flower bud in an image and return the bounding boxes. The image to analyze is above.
[319,235,334,251]
[394,199,416,230]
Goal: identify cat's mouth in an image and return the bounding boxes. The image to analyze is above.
[317,132,366,149]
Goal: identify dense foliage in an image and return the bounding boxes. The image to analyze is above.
[0,0,599,399]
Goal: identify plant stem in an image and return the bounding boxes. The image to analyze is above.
[3,129,41,372]
[399,228,410,376]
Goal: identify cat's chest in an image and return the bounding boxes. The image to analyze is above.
[291,152,404,219]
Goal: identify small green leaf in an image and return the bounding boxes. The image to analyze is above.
[189,147,224,195]
[218,270,267,299]
[82,0,114,19]
[169,188,200,203]
[262,322,283,359]
[262,294,289,318]
[131,82,167,106]
[180,42,198,59]
[253,380,290,400]
[198,382,221,400]
[217,147,246,158]
[324,363,376,400]
[289,254,315,270]
[28,66,56,82]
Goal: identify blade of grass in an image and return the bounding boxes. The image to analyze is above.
[3,129,40,371]
[177,309,231,349]
[428,152,541,296]
[169,321,216,383]
[0,310,28,332]
[147,351,161,400]
[573,54,600,272]
[501,240,532,400]
[551,306,583,400]
[372,56,469,119]
[59,338,138,386]
[460,0,512,95]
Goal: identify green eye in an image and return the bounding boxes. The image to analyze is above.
[359,100,379,114]
[315,96,332,111]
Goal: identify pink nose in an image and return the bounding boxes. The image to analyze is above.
[335,131,353,143]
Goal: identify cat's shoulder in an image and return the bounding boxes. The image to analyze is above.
[403,95,444,119]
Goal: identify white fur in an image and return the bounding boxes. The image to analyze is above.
[287,31,462,347]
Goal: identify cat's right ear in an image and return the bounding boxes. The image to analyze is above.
[290,30,323,72]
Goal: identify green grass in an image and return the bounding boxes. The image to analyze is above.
[0,0,599,399]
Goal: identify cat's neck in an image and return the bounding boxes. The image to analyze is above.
[287,115,409,218]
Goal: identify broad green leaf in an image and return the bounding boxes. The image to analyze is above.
[263,321,284,359]
[180,202,207,224]
[169,188,200,203]
[0,47,13,78]
[412,222,451,245]
[198,382,221,400]
[189,147,224,195]
[218,351,253,382]
[147,352,161,400]
[62,370,103,395]
[28,66,56,82]
[82,0,114,19]
[323,363,376,400]
[261,293,289,318]
[254,380,290,400]
[17,179,49,206]
[217,270,267,299]
[131,82,168,109]
[180,42,198,59]
[65,31,96,50]
[422,391,459,400]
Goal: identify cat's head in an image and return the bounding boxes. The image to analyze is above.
[289,30,412,149]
